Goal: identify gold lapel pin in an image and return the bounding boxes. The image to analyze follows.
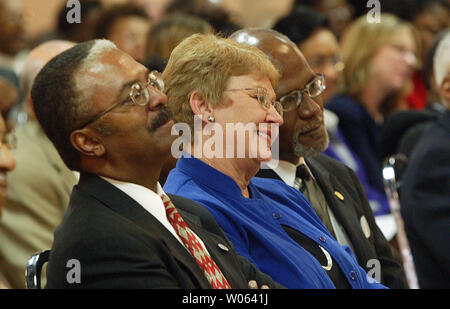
[334,191,344,201]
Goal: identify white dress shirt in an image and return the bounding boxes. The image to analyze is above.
[100,176,207,251]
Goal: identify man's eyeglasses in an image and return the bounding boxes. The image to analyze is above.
[224,87,284,117]
[279,74,326,112]
[75,70,164,130]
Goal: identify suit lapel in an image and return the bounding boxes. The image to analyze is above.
[170,194,245,289]
[77,173,212,288]
[305,158,341,213]
[306,158,365,260]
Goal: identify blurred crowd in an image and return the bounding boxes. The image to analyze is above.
[0,0,449,289]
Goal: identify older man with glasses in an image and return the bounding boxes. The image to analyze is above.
[230,28,408,288]
[30,39,282,289]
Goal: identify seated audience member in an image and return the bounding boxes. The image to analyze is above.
[0,0,26,71]
[146,13,214,61]
[233,28,407,288]
[326,14,417,216]
[381,0,449,110]
[294,0,355,39]
[399,32,450,288]
[273,7,397,233]
[0,113,17,289]
[164,0,240,36]
[95,3,151,62]
[0,67,20,119]
[31,39,282,289]
[381,30,450,161]
[0,40,78,289]
[163,33,386,289]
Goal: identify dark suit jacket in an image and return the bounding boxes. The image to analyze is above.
[400,110,450,288]
[256,154,408,288]
[46,173,282,289]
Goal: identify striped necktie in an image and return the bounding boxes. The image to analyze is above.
[161,194,231,289]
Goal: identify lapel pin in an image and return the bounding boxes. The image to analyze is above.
[334,191,344,201]
[218,243,229,252]
[360,216,371,239]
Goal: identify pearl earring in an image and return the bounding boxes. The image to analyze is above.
[208,115,215,122]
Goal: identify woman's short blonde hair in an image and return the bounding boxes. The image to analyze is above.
[163,33,280,130]
[338,14,416,102]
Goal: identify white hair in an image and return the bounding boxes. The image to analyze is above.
[74,39,118,118]
[81,39,117,67]
[434,32,450,87]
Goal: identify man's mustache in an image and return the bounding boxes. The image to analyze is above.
[298,118,324,134]
[149,107,173,131]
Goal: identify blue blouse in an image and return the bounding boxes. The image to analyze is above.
[164,154,387,289]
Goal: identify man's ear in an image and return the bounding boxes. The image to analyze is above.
[189,91,213,123]
[70,129,106,157]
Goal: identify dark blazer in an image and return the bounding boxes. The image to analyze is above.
[46,173,282,289]
[256,154,408,288]
[400,110,450,288]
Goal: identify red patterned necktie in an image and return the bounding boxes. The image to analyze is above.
[160,194,232,289]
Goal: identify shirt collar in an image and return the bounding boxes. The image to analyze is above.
[99,176,168,225]
[177,152,245,197]
[265,157,316,187]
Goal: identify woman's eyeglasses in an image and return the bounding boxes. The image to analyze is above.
[224,87,284,117]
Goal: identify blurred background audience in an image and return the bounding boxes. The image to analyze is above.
[0,40,77,289]
[0,113,16,289]
[0,0,448,288]
[146,13,213,61]
[326,14,417,216]
[95,2,152,61]
[399,31,450,288]
[380,0,449,110]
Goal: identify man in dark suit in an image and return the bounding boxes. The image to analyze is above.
[231,28,408,288]
[400,33,450,288]
[30,39,281,289]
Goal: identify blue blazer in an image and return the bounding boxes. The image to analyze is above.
[164,154,387,289]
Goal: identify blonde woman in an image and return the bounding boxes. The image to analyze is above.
[163,34,387,289]
[326,14,417,215]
